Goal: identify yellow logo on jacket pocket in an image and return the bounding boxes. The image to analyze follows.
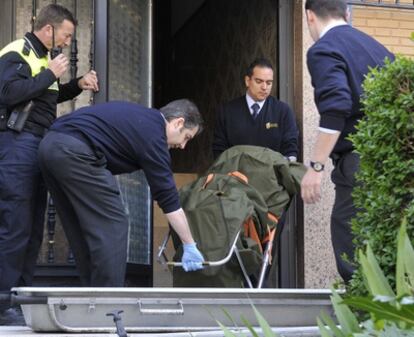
[266,122,278,129]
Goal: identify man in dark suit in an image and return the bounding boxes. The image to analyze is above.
[301,0,394,283]
[212,58,299,287]
[212,58,298,161]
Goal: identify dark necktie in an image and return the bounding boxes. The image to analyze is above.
[251,103,260,119]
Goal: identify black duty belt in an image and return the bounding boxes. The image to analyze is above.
[23,121,47,138]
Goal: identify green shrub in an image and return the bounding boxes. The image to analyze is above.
[348,55,414,296]
[318,222,414,337]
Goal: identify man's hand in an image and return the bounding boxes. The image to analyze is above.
[48,54,69,79]
[301,130,340,203]
[165,208,203,271]
[182,242,204,272]
[78,70,99,92]
[301,167,323,204]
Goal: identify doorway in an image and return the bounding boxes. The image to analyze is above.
[154,0,280,174]
[151,0,299,287]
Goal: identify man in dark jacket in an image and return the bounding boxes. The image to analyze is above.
[0,4,98,324]
[212,58,298,161]
[301,0,394,282]
[38,100,205,287]
[212,58,299,287]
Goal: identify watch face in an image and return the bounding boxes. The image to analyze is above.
[311,161,324,172]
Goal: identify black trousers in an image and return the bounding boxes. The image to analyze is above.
[0,131,46,292]
[38,131,128,287]
[331,151,360,283]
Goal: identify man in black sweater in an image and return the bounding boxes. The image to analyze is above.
[38,100,205,287]
[301,0,394,282]
[212,58,299,288]
[212,58,298,161]
[0,4,98,324]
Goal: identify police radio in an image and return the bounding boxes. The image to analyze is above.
[51,46,62,59]
[51,26,62,60]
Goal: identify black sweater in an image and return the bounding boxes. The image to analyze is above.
[50,101,180,214]
[212,95,298,159]
[307,25,394,154]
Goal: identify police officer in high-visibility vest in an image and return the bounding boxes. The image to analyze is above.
[0,4,98,324]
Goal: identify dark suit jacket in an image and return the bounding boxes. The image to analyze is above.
[212,95,298,159]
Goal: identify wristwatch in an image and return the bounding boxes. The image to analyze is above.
[310,161,325,172]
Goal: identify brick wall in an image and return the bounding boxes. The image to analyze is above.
[351,5,414,57]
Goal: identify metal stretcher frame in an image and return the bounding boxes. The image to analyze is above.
[157,226,276,289]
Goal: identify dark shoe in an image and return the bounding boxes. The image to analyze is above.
[0,307,26,326]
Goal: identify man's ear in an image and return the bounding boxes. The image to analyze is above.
[45,24,53,36]
[346,8,351,22]
[174,117,185,129]
[306,9,314,23]
[244,75,250,88]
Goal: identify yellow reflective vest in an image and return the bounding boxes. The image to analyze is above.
[0,37,58,91]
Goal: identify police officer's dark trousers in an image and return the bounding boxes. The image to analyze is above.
[331,151,360,283]
[0,130,47,291]
[38,131,128,287]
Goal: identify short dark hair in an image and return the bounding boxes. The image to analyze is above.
[305,0,347,21]
[160,99,204,134]
[34,4,77,31]
[246,58,273,78]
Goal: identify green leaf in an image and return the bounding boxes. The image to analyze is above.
[402,228,414,289]
[360,245,395,297]
[252,305,277,337]
[343,297,414,327]
[317,317,334,337]
[396,220,411,296]
[319,310,346,337]
[240,315,260,337]
[216,321,239,337]
[211,308,247,337]
[213,305,279,337]
[331,290,361,335]
[222,307,239,327]
[374,318,386,331]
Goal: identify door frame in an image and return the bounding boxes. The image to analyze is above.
[277,0,301,288]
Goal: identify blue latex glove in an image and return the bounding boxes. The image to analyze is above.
[182,242,204,272]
